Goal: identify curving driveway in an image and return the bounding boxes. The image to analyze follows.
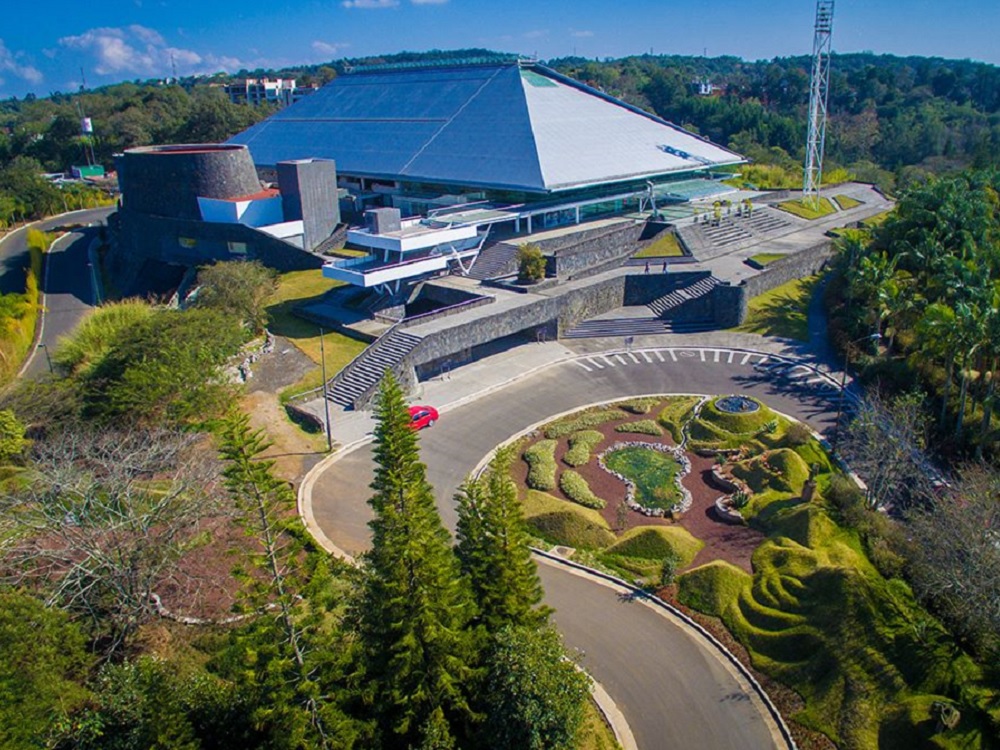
[308,345,838,749]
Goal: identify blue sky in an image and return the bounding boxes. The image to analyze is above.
[2,0,998,98]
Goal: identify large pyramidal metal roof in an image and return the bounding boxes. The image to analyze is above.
[228,62,744,194]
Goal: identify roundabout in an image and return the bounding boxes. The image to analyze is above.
[302,343,840,749]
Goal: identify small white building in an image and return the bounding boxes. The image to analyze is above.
[225,78,319,107]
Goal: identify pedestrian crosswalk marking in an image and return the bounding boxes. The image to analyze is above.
[699,350,706,362]
[727,351,735,364]
[655,350,665,362]
[713,349,721,363]
[641,351,652,363]
[629,352,640,364]
[668,350,678,362]
[615,354,628,365]
[602,356,616,368]
[575,360,592,372]
[741,353,752,365]
[588,357,604,369]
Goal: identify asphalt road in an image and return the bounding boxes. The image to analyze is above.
[311,347,838,749]
[0,207,114,378]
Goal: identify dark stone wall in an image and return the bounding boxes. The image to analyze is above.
[742,240,833,299]
[622,271,712,306]
[277,159,340,250]
[119,145,261,220]
[548,222,646,277]
[707,240,834,326]
[112,209,324,273]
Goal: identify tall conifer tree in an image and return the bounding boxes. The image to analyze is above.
[455,447,547,633]
[354,374,474,748]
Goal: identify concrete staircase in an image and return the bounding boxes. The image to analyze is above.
[678,207,797,260]
[326,327,423,408]
[468,241,519,280]
[562,316,718,339]
[647,275,721,317]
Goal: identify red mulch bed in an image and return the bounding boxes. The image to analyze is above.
[514,406,764,572]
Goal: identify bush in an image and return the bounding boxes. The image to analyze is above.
[526,511,615,550]
[53,300,156,377]
[563,430,603,467]
[194,260,278,334]
[657,396,701,442]
[516,243,546,283]
[559,470,605,509]
[523,439,557,491]
[660,549,683,586]
[614,419,662,436]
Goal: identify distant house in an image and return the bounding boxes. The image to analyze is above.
[224,78,319,107]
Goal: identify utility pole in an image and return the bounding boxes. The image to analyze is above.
[803,0,835,208]
[319,327,333,453]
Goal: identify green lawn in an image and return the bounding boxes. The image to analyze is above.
[832,194,862,210]
[603,446,683,511]
[861,210,893,228]
[633,232,685,259]
[747,253,786,268]
[776,197,837,220]
[266,269,368,398]
[731,274,819,342]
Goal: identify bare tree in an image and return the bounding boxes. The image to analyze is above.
[0,427,223,654]
[839,390,936,511]
[906,463,1000,658]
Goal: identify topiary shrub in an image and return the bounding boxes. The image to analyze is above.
[563,430,603,467]
[784,421,813,447]
[614,420,662,436]
[559,470,605,509]
[523,439,557,491]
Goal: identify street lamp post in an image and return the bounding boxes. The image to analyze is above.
[831,332,881,453]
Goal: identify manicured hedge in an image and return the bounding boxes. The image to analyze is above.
[563,430,603,467]
[544,408,623,439]
[523,439,557,491]
[559,469,605,509]
[614,419,662,436]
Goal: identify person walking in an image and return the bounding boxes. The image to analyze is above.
[662,260,668,273]
[644,261,650,274]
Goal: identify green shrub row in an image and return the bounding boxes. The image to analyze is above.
[614,419,662,436]
[523,439,557,491]
[544,408,623,439]
[559,470,605,509]
[563,430,604,467]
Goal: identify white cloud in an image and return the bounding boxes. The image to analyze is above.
[411,0,448,4]
[523,29,548,40]
[341,0,398,7]
[312,40,349,57]
[58,25,245,77]
[0,39,43,85]
[570,29,594,38]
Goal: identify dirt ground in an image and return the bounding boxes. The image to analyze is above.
[514,405,765,572]
[242,334,327,484]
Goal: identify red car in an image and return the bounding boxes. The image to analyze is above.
[408,405,439,430]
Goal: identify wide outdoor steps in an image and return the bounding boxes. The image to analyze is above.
[562,317,718,339]
[647,276,721,316]
[467,241,519,280]
[326,328,422,408]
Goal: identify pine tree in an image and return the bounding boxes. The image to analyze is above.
[455,446,548,634]
[217,411,358,749]
[353,373,474,748]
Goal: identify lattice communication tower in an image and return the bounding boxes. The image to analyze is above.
[803,0,834,205]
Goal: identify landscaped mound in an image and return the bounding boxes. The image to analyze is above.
[522,490,615,550]
[687,396,789,454]
[677,504,995,749]
[606,526,703,567]
[729,448,811,499]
